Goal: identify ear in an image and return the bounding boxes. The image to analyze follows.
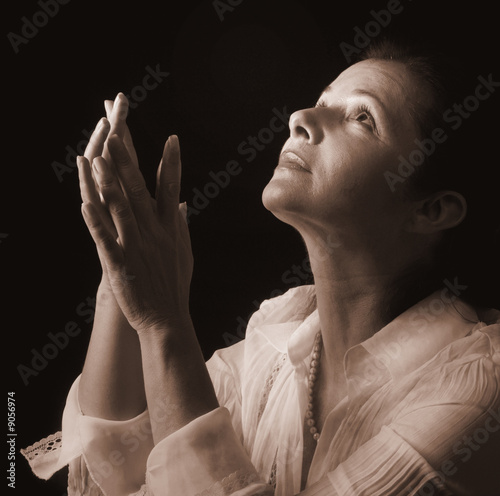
[406,190,467,234]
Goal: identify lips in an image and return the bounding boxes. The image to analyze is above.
[278,150,311,172]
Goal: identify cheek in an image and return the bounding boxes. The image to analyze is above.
[314,143,403,218]
[319,142,388,194]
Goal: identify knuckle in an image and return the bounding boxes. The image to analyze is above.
[98,176,116,191]
[127,182,147,200]
[114,152,132,168]
[100,233,117,252]
[110,201,131,219]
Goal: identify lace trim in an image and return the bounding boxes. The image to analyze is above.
[20,431,62,462]
[257,354,287,425]
[267,455,278,490]
[195,469,265,496]
[134,484,149,496]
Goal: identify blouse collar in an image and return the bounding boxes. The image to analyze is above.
[273,285,489,395]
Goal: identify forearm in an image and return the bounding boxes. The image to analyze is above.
[138,317,219,445]
[78,282,147,420]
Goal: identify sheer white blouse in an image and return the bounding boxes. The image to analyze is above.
[22,285,500,495]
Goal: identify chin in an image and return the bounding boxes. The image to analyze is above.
[261,178,306,225]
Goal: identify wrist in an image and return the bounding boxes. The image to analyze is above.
[136,313,195,342]
[96,280,119,307]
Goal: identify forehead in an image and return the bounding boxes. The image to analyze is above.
[324,59,415,101]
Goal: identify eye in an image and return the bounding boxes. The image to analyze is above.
[355,104,376,131]
[314,100,328,108]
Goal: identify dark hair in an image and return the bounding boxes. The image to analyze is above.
[356,39,500,309]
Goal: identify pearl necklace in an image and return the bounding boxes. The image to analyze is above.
[305,331,323,442]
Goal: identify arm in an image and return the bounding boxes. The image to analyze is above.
[78,283,147,420]
[77,94,146,420]
[138,320,218,442]
[80,127,219,442]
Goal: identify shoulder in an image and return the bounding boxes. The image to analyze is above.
[207,284,316,375]
[445,319,499,366]
[410,321,500,415]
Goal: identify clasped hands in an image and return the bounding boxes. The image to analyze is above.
[77,93,193,336]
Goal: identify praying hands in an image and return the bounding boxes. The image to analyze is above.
[76,93,218,444]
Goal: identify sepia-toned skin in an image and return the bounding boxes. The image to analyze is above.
[76,60,467,478]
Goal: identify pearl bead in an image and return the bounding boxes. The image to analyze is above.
[304,331,323,443]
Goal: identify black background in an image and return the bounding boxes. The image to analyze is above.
[3,0,499,494]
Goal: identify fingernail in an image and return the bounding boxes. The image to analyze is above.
[96,117,106,131]
[101,117,110,130]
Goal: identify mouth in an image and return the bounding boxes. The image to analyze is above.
[278,150,312,173]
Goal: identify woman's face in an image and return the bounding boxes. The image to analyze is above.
[262,59,429,246]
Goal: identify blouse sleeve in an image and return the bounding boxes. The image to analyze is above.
[21,342,251,496]
[21,375,154,496]
[145,407,273,495]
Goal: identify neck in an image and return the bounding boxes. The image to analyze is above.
[302,230,439,381]
[312,265,392,374]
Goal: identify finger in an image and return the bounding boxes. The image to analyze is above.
[84,117,110,163]
[77,155,99,205]
[81,202,124,270]
[77,156,118,238]
[93,156,140,247]
[157,135,182,226]
[177,201,191,240]
[106,135,156,232]
[103,93,129,163]
[122,124,139,167]
[81,115,111,211]
[105,97,139,167]
[104,99,113,118]
[108,93,129,137]
[179,202,188,224]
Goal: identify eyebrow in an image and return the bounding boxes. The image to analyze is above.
[321,85,387,110]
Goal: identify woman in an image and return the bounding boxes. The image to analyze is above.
[22,40,499,495]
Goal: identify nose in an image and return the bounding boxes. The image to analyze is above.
[289,108,324,145]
